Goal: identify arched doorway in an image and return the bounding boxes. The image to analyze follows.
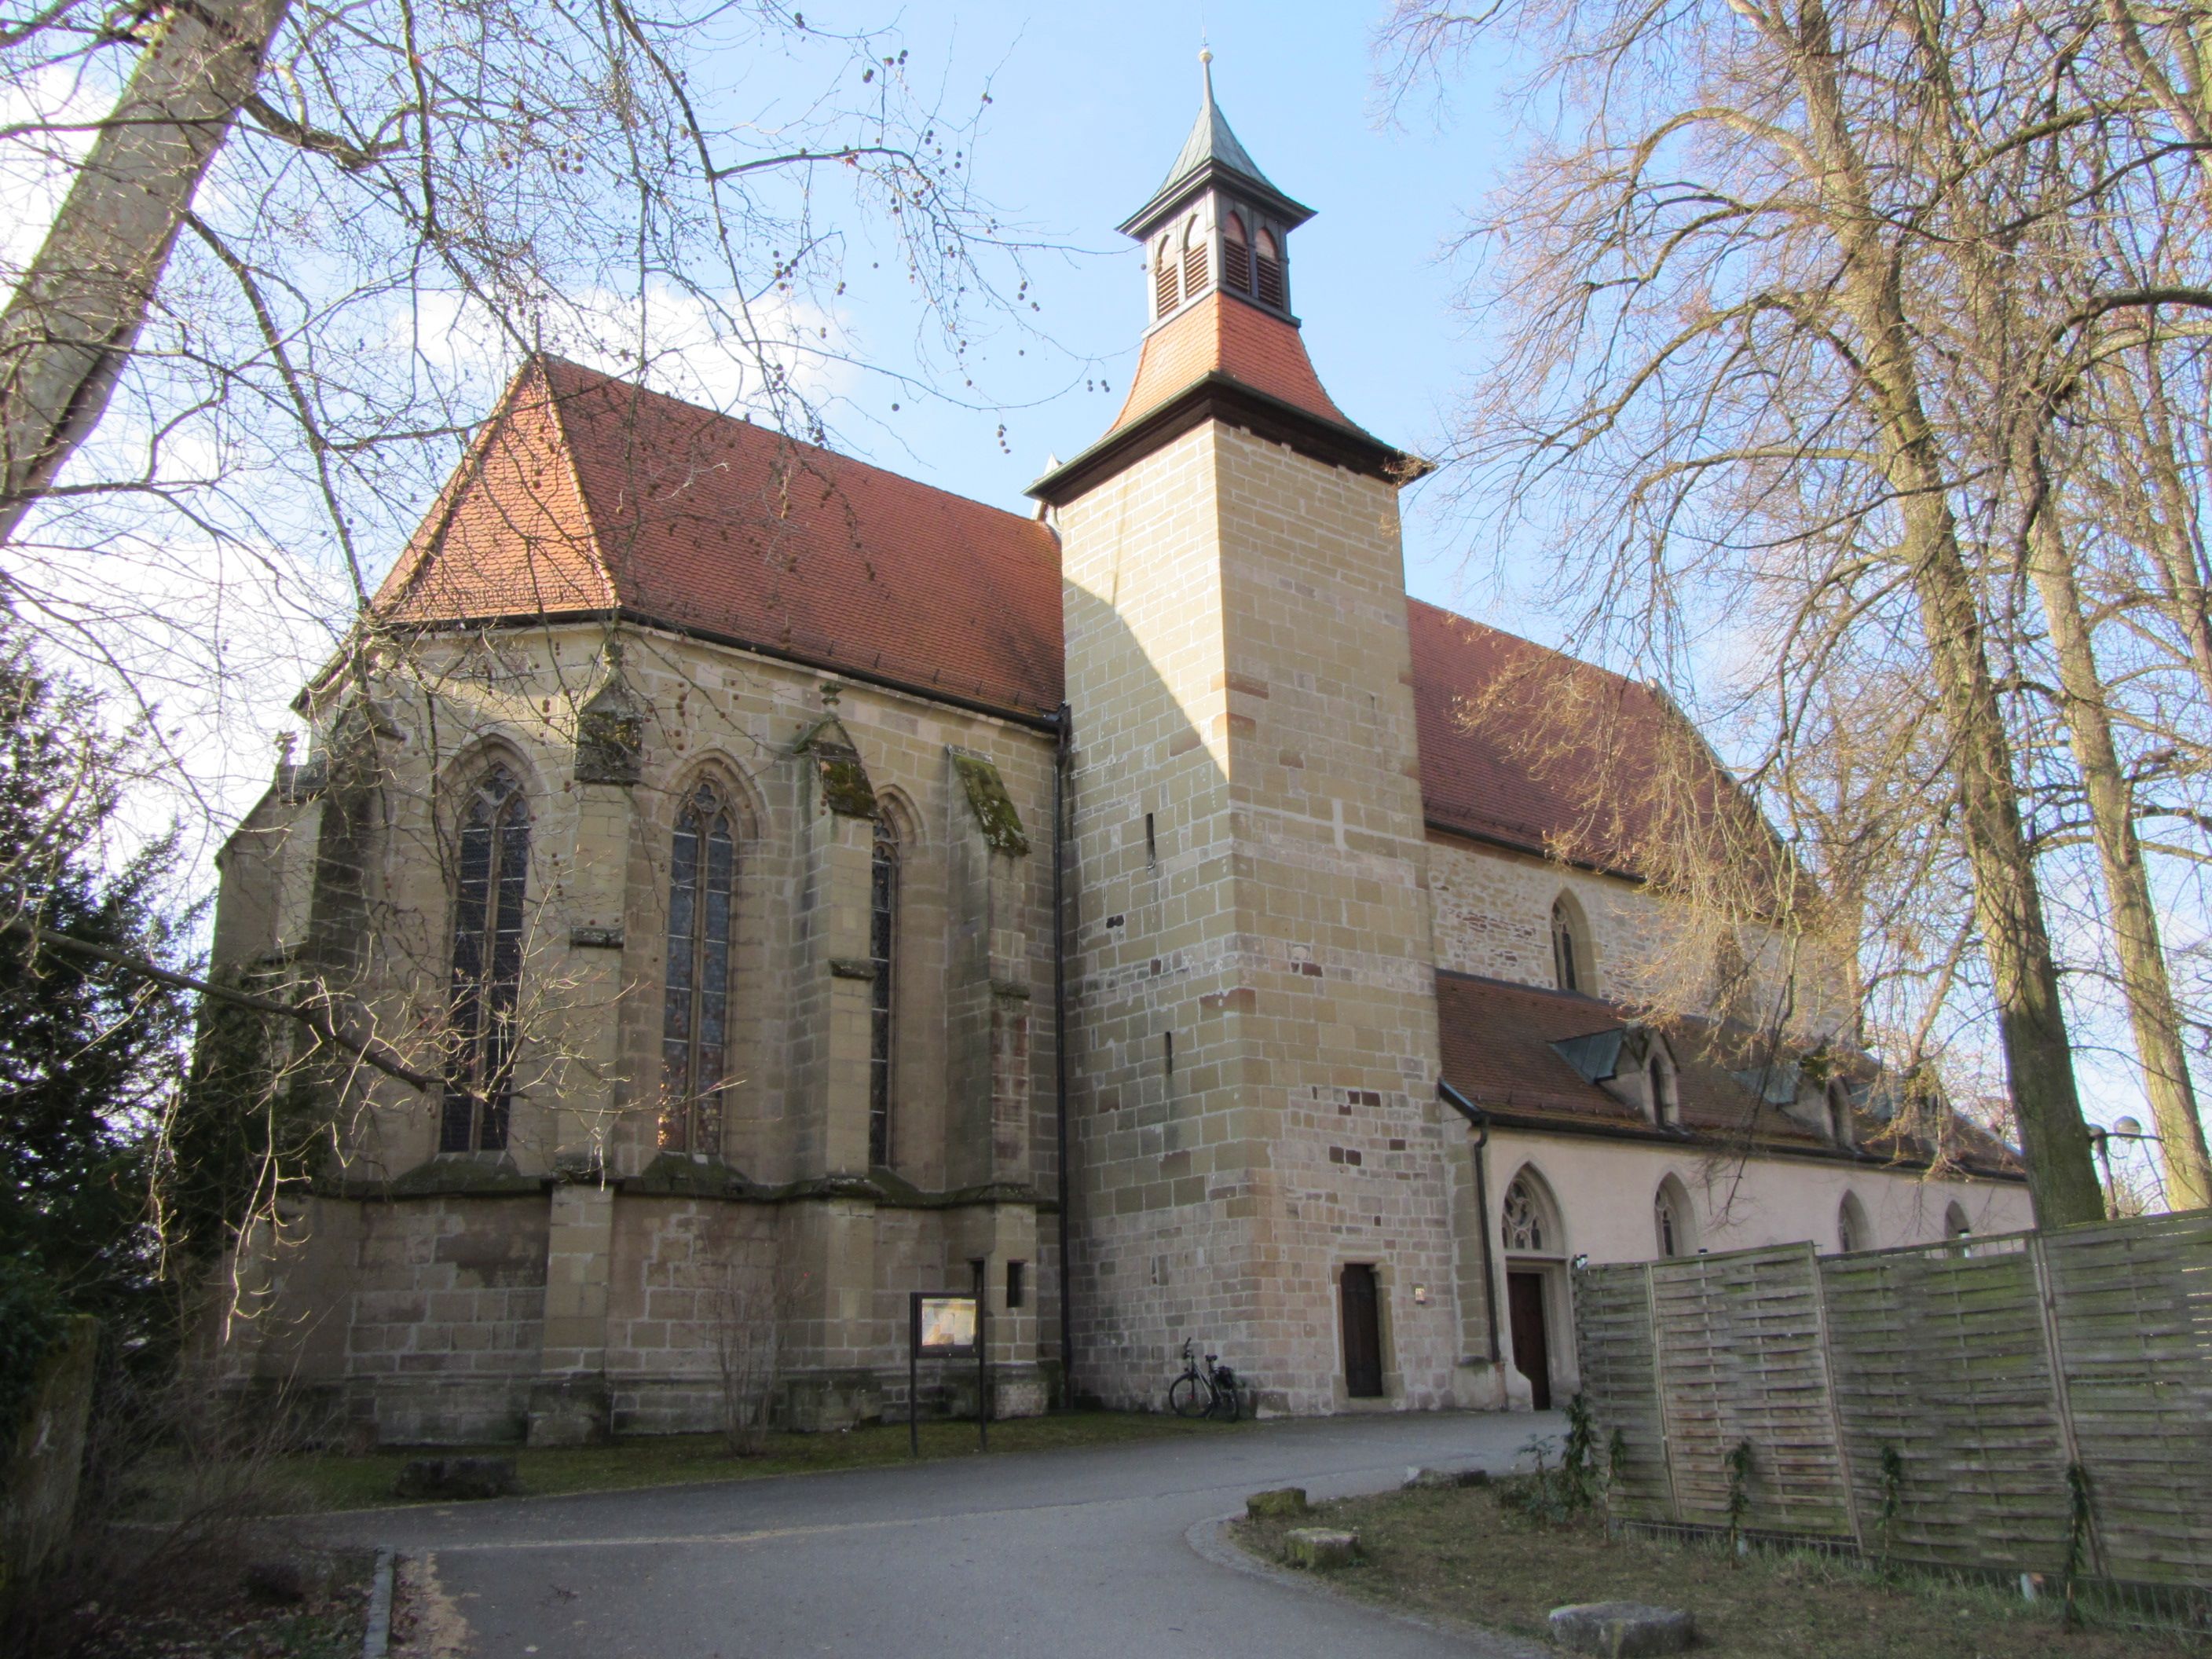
[1500,1166,1566,1408]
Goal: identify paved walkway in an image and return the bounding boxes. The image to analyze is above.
[320,1410,1562,1657]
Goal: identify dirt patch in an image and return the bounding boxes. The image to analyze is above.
[1230,1483,2201,1659]
[37,1546,375,1659]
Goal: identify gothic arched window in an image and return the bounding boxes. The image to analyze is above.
[1944,1199,1972,1240]
[661,781,738,1156]
[1181,214,1210,298]
[1223,213,1252,291]
[441,764,529,1152]
[1837,1191,1872,1254]
[1654,1175,1694,1258]
[1551,895,1591,994]
[1502,1173,1551,1254]
[1254,227,1286,308]
[1154,233,1178,317]
[868,812,899,1167]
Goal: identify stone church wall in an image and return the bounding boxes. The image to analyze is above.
[202,619,1067,1442]
[1059,419,1495,1417]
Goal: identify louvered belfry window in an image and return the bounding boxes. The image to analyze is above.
[441,765,529,1152]
[661,782,737,1155]
[1154,235,1178,317]
[1222,214,1252,292]
[1181,215,1209,299]
[1255,228,1286,309]
[868,814,899,1166]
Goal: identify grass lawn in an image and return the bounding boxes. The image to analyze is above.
[1231,1483,2203,1659]
[272,1407,1250,1512]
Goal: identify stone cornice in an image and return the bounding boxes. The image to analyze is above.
[1029,372,1429,507]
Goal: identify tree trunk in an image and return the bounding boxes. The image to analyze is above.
[2026,491,2212,1210]
[0,0,292,545]
[1791,0,2104,1225]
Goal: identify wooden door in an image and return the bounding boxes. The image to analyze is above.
[1507,1271,1552,1409]
[1340,1265,1384,1398]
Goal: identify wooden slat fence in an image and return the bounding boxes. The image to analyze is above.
[1573,1208,2212,1594]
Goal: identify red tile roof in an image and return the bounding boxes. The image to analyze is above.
[1437,971,2020,1176]
[376,357,1065,718]
[378,362,1749,881]
[1108,291,1357,435]
[1408,600,1772,879]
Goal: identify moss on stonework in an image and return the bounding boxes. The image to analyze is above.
[949,749,1028,855]
[628,1152,753,1197]
[793,715,878,818]
[348,1155,543,1199]
[574,662,646,786]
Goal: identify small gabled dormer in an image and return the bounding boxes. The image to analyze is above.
[1121,52,1312,328]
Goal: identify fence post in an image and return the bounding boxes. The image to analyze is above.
[1805,1247,1866,1550]
[1642,1262,1681,1524]
[2027,1230,2104,1580]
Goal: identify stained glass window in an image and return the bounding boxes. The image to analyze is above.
[661,782,737,1155]
[869,814,898,1167]
[441,765,529,1152]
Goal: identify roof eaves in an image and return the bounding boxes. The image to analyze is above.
[1030,371,1419,506]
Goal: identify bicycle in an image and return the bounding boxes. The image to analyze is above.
[1168,1338,1243,1421]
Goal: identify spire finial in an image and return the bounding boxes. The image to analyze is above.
[1199,46,1214,107]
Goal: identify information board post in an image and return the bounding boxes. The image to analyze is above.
[908,1291,985,1458]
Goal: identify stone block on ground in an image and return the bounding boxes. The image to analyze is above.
[1547,1601,1697,1657]
[394,1456,518,1501]
[1245,1486,1309,1518]
[1284,1527,1359,1569]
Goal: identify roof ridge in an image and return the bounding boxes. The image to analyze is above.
[534,354,1053,534]
[535,358,622,612]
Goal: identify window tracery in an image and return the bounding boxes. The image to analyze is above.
[441,764,529,1152]
[661,781,738,1156]
[1502,1174,1547,1254]
[868,812,899,1167]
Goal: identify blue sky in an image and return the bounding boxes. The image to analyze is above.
[815,0,1524,630]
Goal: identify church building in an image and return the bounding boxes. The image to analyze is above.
[204,68,2030,1443]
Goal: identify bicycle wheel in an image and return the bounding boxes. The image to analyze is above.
[1213,1382,1241,1423]
[1169,1373,1212,1419]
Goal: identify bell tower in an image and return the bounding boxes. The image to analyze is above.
[1124,51,1308,325]
[1036,59,1489,1415]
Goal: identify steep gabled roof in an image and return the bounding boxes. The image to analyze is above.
[1409,601,1774,881]
[375,357,1064,720]
[378,363,1762,891]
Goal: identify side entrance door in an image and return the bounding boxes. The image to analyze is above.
[1507,1271,1552,1409]
[1340,1264,1384,1397]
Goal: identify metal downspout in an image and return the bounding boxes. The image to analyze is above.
[1439,1079,1501,1364]
[1053,702,1075,1400]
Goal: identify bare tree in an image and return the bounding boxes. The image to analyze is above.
[1380,0,2113,1222]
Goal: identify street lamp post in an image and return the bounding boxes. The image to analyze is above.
[2086,1116,2162,1218]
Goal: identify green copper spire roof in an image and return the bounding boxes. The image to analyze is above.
[1117,49,1314,239]
[1157,50,1276,198]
